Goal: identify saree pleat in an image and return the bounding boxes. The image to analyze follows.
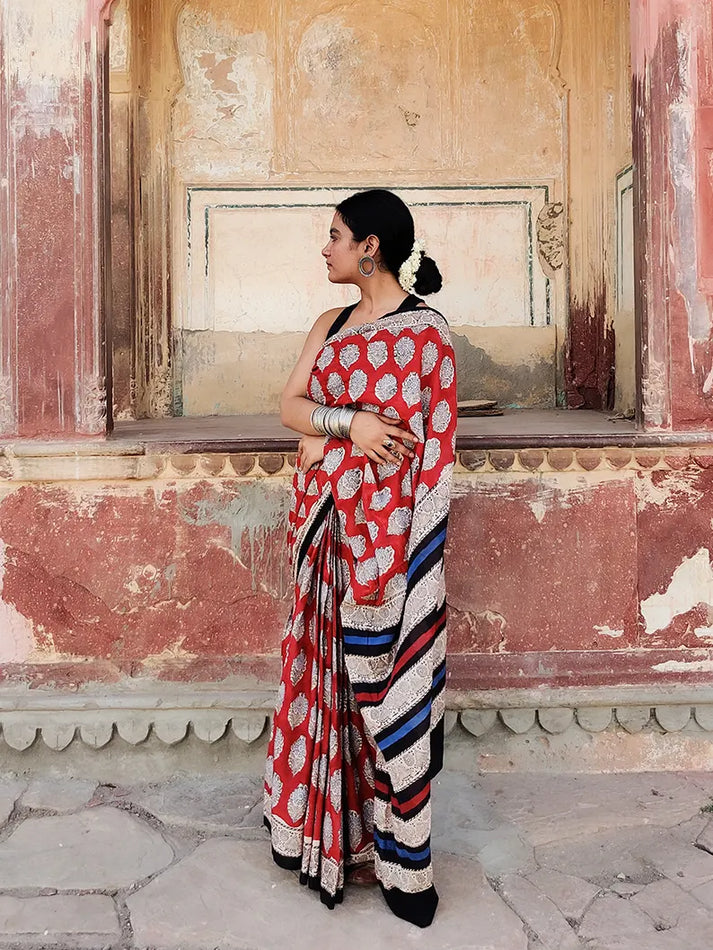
[265,307,456,928]
[264,493,376,908]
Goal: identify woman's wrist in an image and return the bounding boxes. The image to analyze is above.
[310,405,357,439]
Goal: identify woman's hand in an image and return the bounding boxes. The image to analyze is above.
[296,435,326,472]
[349,411,418,466]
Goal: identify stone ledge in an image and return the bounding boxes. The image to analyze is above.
[2,445,713,482]
[2,685,713,752]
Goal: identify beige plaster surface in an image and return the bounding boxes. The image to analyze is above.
[179,324,556,415]
[106,0,633,416]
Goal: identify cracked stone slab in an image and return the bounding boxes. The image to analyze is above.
[0,806,173,889]
[20,778,97,814]
[127,838,528,950]
[497,874,582,950]
[0,778,27,827]
[582,906,713,950]
[525,868,600,923]
[695,817,713,855]
[0,895,120,947]
[535,826,665,889]
[101,774,264,834]
[431,771,535,876]
[478,773,710,847]
[645,830,713,891]
[578,895,658,942]
[630,878,707,929]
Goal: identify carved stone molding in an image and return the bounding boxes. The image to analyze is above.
[455,446,713,474]
[76,374,108,435]
[455,704,711,739]
[536,201,565,272]
[0,685,272,752]
[1,686,712,753]
[3,444,713,483]
[0,373,15,434]
[640,357,670,429]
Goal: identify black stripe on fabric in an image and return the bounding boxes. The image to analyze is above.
[296,493,333,570]
[431,658,446,702]
[341,597,404,654]
[342,618,401,647]
[351,606,445,703]
[374,768,392,801]
[374,776,431,823]
[409,516,449,566]
[299,871,345,909]
[395,769,429,804]
[396,790,430,823]
[430,715,445,779]
[406,538,447,597]
[380,882,439,929]
[265,818,345,910]
[341,637,398,659]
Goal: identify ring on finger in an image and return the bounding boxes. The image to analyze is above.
[382,437,395,450]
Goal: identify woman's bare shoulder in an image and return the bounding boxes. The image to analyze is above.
[314,306,344,327]
[301,306,342,343]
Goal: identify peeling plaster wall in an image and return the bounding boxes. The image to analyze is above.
[632,1,713,429]
[106,0,633,416]
[2,452,713,695]
[1,0,110,437]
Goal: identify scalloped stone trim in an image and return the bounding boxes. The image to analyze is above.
[2,445,713,482]
[1,690,712,752]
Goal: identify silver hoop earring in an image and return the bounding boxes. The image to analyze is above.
[358,255,376,278]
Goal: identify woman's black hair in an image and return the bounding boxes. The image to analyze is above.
[335,189,443,296]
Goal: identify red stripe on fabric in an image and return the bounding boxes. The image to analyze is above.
[354,624,437,704]
[374,777,390,796]
[394,782,429,816]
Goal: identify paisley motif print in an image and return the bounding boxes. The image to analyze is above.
[265,306,456,929]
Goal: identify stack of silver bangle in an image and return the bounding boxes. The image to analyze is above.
[310,404,357,439]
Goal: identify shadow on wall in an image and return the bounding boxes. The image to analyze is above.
[452,332,556,409]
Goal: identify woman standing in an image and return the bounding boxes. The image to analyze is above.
[263,189,457,928]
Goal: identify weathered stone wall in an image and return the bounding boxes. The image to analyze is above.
[107,0,633,417]
[2,446,713,694]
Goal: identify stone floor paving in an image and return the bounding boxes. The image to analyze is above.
[1,769,713,948]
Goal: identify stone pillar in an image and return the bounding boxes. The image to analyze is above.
[632,0,713,429]
[0,0,114,438]
[130,0,186,420]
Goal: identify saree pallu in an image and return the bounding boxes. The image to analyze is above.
[264,307,457,928]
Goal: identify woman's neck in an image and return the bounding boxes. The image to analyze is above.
[353,272,409,320]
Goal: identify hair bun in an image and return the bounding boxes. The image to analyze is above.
[413,255,442,296]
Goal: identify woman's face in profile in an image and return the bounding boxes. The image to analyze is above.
[322,213,360,284]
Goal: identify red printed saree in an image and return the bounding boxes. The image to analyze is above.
[264,304,457,928]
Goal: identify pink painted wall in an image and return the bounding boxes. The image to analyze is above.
[0,0,111,438]
[632,0,713,429]
[1,452,713,695]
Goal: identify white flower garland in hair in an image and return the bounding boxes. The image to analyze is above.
[398,239,425,294]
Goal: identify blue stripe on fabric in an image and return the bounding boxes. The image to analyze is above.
[407,527,447,581]
[343,632,395,646]
[374,832,431,862]
[432,664,446,689]
[379,703,431,750]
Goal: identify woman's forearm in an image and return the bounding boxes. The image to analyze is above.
[280,394,321,436]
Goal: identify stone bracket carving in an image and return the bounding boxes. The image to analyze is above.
[536,201,565,273]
